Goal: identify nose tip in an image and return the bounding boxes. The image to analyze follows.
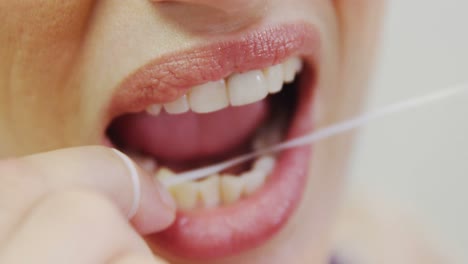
[151,0,268,34]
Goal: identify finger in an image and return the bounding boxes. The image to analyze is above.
[112,253,169,264]
[0,146,175,239]
[0,191,153,264]
[24,146,176,233]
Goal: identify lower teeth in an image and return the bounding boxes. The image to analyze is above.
[155,155,275,210]
[130,115,284,210]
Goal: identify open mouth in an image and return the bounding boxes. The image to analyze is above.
[104,23,319,260]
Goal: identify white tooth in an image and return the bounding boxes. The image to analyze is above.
[220,174,245,205]
[283,57,302,83]
[163,95,190,114]
[154,167,176,186]
[155,167,199,210]
[227,70,268,106]
[253,156,275,174]
[198,175,220,208]
[243,170,268,195]
[189,80,229,113]
[293,57,303,73]
[263,64,284,94]
[146,104,162,116]
[171,182,199,210]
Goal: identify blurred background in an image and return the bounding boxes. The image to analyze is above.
[348,1,468,261]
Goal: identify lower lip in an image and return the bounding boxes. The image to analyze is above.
[147,68,316,260]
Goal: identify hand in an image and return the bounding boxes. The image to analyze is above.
[0,146,175,264]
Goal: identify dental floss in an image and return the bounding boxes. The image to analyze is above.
[163,82,468,187]
[112,149,141,219]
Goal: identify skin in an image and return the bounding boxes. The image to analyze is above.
[0,147,176,264]
[0,0,385,263]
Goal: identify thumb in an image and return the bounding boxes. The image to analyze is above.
[16,146,176,234]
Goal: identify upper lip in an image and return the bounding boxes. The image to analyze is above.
[105,22,320,120]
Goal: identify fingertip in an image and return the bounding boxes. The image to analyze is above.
[21,146,177,235]
[131,173,177,235]
[153,178,177,213]
[111,149,176,234]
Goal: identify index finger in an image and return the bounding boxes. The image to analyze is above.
[0,146,176,236]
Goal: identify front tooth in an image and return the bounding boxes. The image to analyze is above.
[283,57,302,83]
[163,94,190,114]
[171,182,199,210]
[243,170,268,195]
[146,104,162,116]
[220,174,245,205]
[263,64,284,94]
[227,70,268,106]
[253,156,275,174]
[189,80,229,113]
[198,175,220,208]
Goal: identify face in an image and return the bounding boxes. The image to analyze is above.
[0,0,383,263]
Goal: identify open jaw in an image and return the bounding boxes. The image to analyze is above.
[105,23,319,260]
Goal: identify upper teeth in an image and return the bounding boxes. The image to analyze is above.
[146,57,303,115]
[188,79,229,113]
[163,94,190,114]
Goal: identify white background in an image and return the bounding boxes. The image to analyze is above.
[349,1,468,261]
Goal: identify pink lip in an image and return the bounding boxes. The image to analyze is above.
[107,23,319,119]
[107,22,320,260]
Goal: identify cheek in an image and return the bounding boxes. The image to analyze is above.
[0,1,96,98]
[2,1,94,70]
[0,1,96,155]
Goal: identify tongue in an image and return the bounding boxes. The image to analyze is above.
[108,101,268,164]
